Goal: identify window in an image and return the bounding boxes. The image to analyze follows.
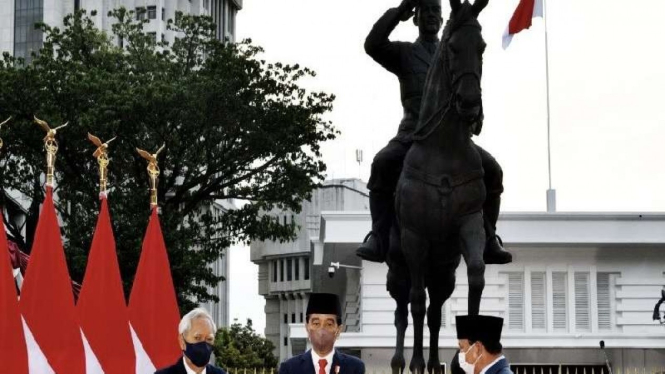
[597,273,613,330]
[162,7,165,21]
[508,273,524,331]
[552,272,568,331]
[118,37,124,49]
[291,313,296,323]
[13,0,44,63]
[574,272,591,331]
[283,314,287,324]
[287,259,292,281]
[272,261,277,282]
[294,258,300,280]
[300,313,304,323]
[74,0,80,11]
[135,7,146,20]
[280,260,284,282]
[440,303,447,328]
[284,337,288,346]
[531,272,547,330]
[147,6,157,20]
[304,258,310,280]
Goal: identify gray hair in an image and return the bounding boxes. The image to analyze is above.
[178,308,217,335]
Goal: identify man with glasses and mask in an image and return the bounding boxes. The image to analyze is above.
[278,293,365,374]
[155,308,226,374]
[455,315,513,374]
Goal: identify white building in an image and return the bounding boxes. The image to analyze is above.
[254,179,665,371]
[0,0,242,61]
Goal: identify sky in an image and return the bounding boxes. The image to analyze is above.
[229,0,665,335]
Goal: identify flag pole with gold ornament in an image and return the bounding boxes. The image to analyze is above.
[0,116,12,150]
[34,116,68,188]
[136,144,165,208]
[87,133,116,197]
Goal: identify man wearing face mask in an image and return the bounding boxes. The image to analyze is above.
[278,293,365,374]
[455,315,512,374]
[155,308,226,374]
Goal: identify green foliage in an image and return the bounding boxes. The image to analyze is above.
[215,319,278,369]
[0,9,336,311]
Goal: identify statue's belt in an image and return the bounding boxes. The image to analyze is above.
[403,165,484,191]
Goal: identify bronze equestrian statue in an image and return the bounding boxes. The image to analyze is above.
[358,1,501,373]
[357,0,510,266]
[396,0,493,373]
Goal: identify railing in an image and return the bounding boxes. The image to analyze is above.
[226,368,277,374]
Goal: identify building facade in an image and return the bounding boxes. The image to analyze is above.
[0,0,242,61]
[250,179,370,361]
[254,179,665,370]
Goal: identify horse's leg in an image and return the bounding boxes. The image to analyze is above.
[425,245,457,374]
[388,224,408,374]
[402,226,429,374]
[458,212,486,315]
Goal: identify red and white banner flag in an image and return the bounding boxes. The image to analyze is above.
[0,210,28,373]
[503,0,543,49]
[129,207,181,372]
[19,187,86,374]
[77,196,136,374]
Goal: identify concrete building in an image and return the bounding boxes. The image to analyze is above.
[253,179,665,371]
[0,0,242,61]
[250,179,369,361]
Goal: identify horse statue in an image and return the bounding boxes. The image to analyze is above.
[386,1,489,374]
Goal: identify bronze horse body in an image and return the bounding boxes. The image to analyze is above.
[386,1,489,374]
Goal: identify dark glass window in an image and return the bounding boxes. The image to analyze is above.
[294,258,299,280]
[284,337,288,346]
[161,7,165,21]
[14,0,44,63]
[304,258,310,280]
[135,7,146,20]
[147,6,157,19]
[280,260,284,282]
[272,261,277,282]
[300,313,304,323]
[287,258,292,281]
[283,314,287,324]
[291,313,296,323]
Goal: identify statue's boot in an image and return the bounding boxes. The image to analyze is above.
[483,195,513,264]
[356,191,391,263]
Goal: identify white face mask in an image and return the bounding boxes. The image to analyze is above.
[458,343,482,374]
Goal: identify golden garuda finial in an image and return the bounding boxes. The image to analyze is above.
[136,143,165,208]
[88,133,117,197]
[0,116,11,150]
[34,116,68,187]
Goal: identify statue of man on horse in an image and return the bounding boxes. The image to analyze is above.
[359,1,506,373]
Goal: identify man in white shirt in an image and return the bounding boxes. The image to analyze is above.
[455,315,513,374]
[278,293,365,374]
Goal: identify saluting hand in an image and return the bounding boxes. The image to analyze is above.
[398,0,417,21]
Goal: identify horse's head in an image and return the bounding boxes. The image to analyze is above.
[445,0,488,123]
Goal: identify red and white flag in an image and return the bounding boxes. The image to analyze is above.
[129,207,181,372]
[19,187,86,374]
[77,196,136,374]
[0,211,29,373]
[503,0,543,49]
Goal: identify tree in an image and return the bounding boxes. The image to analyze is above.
[0,9,336,311]
[215,319,278,369]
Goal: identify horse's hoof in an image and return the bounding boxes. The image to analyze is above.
[391,355,406,374]
[427,358,442,374]
[410,356,426,374]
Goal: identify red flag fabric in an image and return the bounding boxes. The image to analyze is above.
[502,0,543,49]
[128,207,181,370]
[0,212,29,373]
[77,196,136,374]
[19,187,85,374]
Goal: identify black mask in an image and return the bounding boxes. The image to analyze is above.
[183,339,214,367]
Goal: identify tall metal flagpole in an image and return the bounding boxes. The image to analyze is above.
[543,0,556,212]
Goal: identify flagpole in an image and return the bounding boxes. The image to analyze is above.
[543,0,556,212]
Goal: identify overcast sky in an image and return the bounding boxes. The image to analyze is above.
[230,0,665,335]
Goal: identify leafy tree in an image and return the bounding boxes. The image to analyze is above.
[215,319,278,369]
[0,8,336,311]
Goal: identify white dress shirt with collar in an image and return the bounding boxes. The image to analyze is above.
[311,349,336,374]
[183,356,207,374]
